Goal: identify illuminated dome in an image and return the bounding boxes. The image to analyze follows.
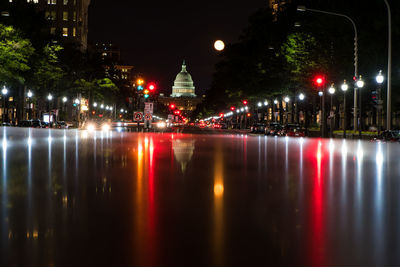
[171,60,196,97]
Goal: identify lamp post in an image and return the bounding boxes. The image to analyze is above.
[328,84,336,137]
[297,5,359,133]
[284,96,290,124]
[273,99,278,122]
[47,94,53,125]
[356,75,364,138]
[298,93,305,126]
[27,90,33,120]
[2,86,8,123]
[376,70,384,134]
[318,91,325,137]
[383,0,392,130]
[341,81,349,138]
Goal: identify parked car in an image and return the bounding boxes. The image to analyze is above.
[18,120,32,127]
[282,124,305,137]
[55,121,69,129]
[1,122,12,127]
[374,130,400,142]
[265,122,283,136]
[251,123,267,134]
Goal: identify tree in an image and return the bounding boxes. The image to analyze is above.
[0,24,34,85]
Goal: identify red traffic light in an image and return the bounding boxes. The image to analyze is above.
[169,104,176,109]
[314,76,325,87]
[148,83,156,91]
[242,100,248,105]
[230,106,235,111]
[219,113,224,118]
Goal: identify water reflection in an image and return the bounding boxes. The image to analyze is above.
[0,128,399,266]
[213,144,224,266]
[172,138,195,173]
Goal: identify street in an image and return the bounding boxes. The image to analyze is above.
[1,127,400,266]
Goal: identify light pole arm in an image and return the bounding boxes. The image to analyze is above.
[383,0,392,130]
[303,8,358,77]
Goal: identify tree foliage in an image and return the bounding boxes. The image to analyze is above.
[0,24,34,85]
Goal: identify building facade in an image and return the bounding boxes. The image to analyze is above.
[13,0,91,50]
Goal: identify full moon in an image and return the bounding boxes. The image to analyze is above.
[214,40,225,51]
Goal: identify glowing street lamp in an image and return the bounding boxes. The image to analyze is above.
[62,97,68,103]
[257,102,262,107]
[299,93,305,101]
[74,98,80,105]
[100,104,104,109]
[284,96,290,103]
[47,94,53,101]
[27,90,33,98]
[264,101,268,106]
[93,102,98,107]
[341,80,348,138]
[274,99,278,105]
[376,71,384,134]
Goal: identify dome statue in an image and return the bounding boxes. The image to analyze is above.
[171,60,196,97]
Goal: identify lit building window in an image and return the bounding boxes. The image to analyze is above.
[73,11,76,21]
[48,0,57,4]
[50,27,56,35]
[63,11,68,21]
[62,28,68,37]
[73,27,76,37]
[63,0,68,4]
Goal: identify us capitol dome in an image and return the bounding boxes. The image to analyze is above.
[171,60,196,97]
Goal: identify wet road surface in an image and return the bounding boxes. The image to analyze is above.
[1,127,400,266]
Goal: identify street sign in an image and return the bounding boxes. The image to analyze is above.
[144,113,152,121]
[144,102,154,115]
[134,112,143,122]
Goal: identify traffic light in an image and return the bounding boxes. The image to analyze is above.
[371,90,378,104]
[137,85,144,91]
[148,83,156,91]
[242,100,248,105]
[230,106,235,111]
[219,113,224,118]
[137,78,144,85]
[314,75,325,87]
[144,89,150,99]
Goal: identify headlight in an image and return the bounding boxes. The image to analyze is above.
[87,124,95,131]
[102,124,110,131]
[157,122,166,128]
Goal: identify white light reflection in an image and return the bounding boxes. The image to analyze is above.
[374,142,384,265]
[2,126,8,244]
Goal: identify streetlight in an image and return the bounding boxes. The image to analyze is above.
[257,102,262,107]
[376,70,384,134]
[356,75,364,137]
[214,40,225,51]
[47,94,53,101]
[299,93,305,101]
[27,90,33,120]
[100,104,104,109]
[328,84,336,137]
[264,101,268,106]
[341,80,349,138]
[297,5,359,133]
[62,97,68,103]
[2,86,8,123]
[383,0,392,130]
[74,98,80,105]
[93,102,98,107]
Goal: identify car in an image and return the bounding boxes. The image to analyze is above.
[55,121,69,129]
[265,122,283,136]
[282,124,305,137]
[84,120,112,132]
[251,123,267,134]
[374,130,400,142]
[18,120,32,127]
[1,122,12,127]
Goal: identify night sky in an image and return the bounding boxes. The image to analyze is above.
[89,0,267,95]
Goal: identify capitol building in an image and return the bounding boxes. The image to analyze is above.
[171,61,197,97]
[159,61,203,117]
